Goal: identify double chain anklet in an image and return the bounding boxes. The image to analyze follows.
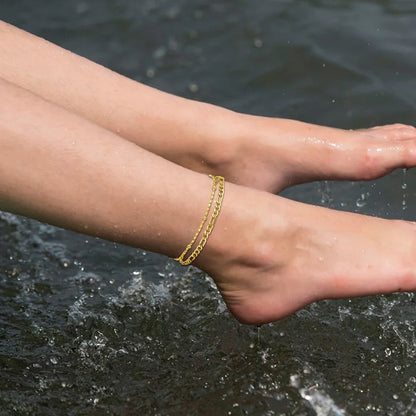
[174,175,225,265]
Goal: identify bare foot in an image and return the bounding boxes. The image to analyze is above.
[196,185,416,325]
[222,117,416,193]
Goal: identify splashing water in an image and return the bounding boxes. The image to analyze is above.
[319,181,333,207]
[401,168,408,210]
[355,183,370,209]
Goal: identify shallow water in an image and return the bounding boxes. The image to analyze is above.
[1,1,416,415]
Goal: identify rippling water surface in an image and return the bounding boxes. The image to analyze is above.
[1,1,416,415]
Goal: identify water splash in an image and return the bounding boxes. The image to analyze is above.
[319,181,332,207]
[356,190,369,208]
[290,373,347,416]
[401,168,408,210]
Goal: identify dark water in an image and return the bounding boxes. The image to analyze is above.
[1,1,416,415]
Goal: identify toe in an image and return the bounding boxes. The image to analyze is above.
[354,139,416,180]
[359,124,416,141]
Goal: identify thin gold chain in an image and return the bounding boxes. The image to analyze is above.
[175,175,225,265]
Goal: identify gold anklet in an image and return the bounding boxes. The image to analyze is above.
[174,175,225,265]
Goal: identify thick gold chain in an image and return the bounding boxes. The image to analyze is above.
[174,175,225,265]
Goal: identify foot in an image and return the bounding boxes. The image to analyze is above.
[221,116,416,193]
[197,185,416,325]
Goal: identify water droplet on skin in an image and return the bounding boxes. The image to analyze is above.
[385,347,392,357]
[50,356,58,365]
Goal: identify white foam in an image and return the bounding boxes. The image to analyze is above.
[290,374,347,416]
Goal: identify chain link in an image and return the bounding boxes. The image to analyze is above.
[175,175,225,265]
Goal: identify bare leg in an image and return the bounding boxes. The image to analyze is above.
[2,77,416,325]
[0,20,236,175]
[1,20,415,193]
[0,77,213,257]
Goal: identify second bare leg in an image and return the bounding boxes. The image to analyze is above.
[1,20,415,194]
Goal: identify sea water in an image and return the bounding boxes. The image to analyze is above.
[1,1,416,414]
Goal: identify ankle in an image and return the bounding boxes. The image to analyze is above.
[195,190,328,324]
[195,185,294,294]
[189,105,245,177]
[194,184,269,265]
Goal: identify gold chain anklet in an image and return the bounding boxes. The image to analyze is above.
[174,175,225,265]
